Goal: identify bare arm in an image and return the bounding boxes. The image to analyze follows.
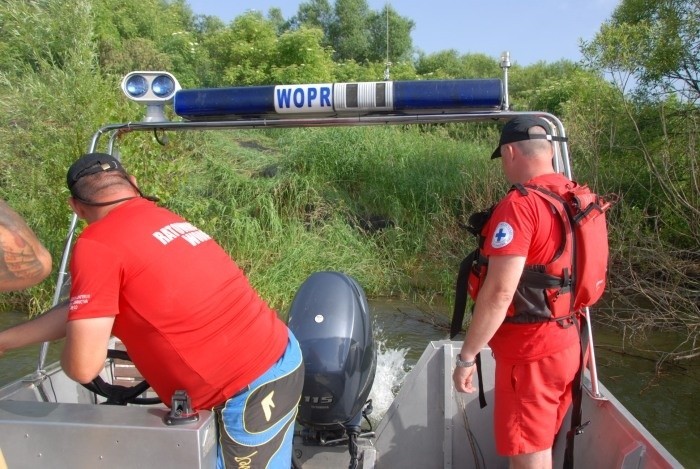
[453,255,526,393]
[0,301,69,356]
[0,300,115,384]
[61,316,114,383]
[0,200,52,292]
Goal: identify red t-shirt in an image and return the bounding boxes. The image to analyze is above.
[67,198,288,409]
[481,173,579,363]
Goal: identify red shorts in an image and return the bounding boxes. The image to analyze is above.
[493,342,581,456]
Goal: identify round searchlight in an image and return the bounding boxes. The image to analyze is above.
[124,75,148,98]
[120,71,181,122]
[152,75,177,99]
[120,71,181,104]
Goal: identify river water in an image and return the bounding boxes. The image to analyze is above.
[1,300,697,467]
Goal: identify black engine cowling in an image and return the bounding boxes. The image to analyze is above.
[288,271,376,432]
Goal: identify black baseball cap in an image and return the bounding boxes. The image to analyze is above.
[491,116,556,159]
[66,153,126,191]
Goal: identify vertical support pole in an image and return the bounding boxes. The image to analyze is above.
[500,51,511,111]
[443,344,454,468]
[584,307,602,397]
[36,213,79,375]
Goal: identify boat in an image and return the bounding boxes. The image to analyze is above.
[0,62,683,468]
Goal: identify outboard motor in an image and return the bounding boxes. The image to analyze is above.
[288,271,376,467]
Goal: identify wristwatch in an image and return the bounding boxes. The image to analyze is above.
[456,354,476,368]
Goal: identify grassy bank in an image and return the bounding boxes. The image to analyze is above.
[160,125,503,315]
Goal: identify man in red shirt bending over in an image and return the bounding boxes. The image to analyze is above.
[0,153,303,468]
[453,117,581,469]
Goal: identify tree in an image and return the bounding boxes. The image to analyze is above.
[90,0,207,82]
[267,7,287,34]
[202,12,278,86]
[288,0,414,65]
[509,60,583,112]
[289,0,333,35]
[582,0,700,102]
[366,5,415,63]
[272,27,335,84]
[328,0,371,62]
[416,51,499,79]
[192,14,226,36]
[200,11,334,87]
[579,0,700,349]
[332,59,416,82]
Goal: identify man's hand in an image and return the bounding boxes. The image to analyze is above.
[453,364,477,393]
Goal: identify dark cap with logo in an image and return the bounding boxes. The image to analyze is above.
[491,116,556,159]
[66,153,127,192]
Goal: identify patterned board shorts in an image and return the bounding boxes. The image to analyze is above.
[215,332,304,469]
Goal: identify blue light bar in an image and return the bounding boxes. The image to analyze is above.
[173,79,503,121]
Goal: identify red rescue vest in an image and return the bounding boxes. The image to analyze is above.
[466,182,614,323]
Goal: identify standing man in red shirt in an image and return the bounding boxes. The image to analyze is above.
[453,116,581,469]
[0,153,303,468]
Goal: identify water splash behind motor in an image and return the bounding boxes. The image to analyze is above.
[367,334,410,425]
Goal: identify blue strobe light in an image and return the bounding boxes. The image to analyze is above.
[173,79,504,121]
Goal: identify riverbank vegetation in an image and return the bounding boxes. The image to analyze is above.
[0,0,697,362]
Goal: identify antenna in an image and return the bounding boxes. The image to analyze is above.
[383,2,391,81]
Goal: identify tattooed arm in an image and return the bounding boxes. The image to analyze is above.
[0,200,52,292]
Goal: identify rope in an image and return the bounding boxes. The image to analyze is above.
[348,433,359,469]
[458,394,484,469]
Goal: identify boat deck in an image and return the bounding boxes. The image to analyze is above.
[0,341,682,468]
